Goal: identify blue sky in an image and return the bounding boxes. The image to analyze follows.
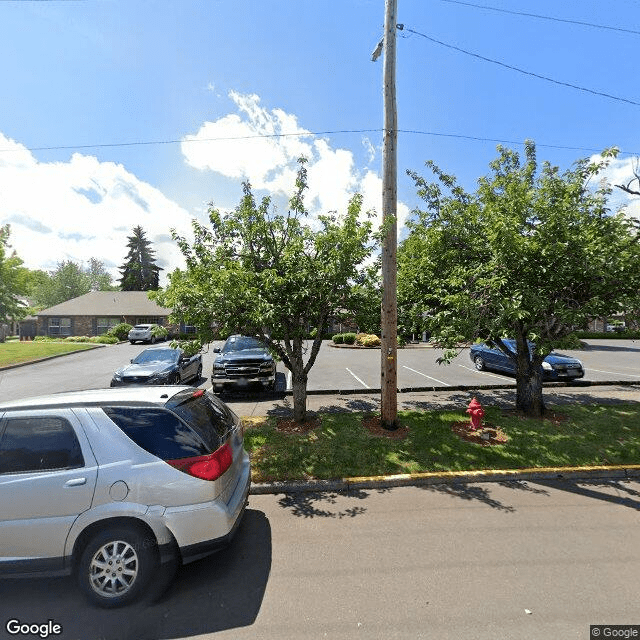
[1,0,639,283]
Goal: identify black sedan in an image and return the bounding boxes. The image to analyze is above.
[469,339,585,381]
[110,347,203,386]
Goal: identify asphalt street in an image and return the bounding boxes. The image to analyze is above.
[2,481,639,640]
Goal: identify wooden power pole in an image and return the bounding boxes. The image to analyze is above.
[380,0,398,429]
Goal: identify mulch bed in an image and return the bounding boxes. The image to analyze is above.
[362,414,410,440]
[451,421,509,446]
[276,415,322,435]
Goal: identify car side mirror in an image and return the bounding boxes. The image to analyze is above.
[213,347,221,353]
[130,359,134,363]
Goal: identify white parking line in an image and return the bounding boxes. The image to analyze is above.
[457,364,508,380]
[402,365,451,386]
[346,368,370,389]
[587,368,640,378]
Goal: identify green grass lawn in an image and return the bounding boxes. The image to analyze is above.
[0,341,96,367]
[243,404,640,483]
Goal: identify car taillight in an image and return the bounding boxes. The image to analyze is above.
[168,443,233,481]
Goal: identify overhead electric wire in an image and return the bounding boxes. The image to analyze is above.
[403,27,640,107]
[438,0,640,36]
[0,129,637,156]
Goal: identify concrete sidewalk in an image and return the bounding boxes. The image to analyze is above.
[225,381,640,418]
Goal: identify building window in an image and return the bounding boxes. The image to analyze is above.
[136,317,163,326]
[49,318,71,336]
[97,317,120,335]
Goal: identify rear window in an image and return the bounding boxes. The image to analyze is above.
[103,407,209,461]
[171,393,236,451]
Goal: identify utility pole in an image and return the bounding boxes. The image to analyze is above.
[380,0,398,429]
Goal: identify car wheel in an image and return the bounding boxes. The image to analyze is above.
[474,356,485,371]
[168,373,180,385]
[77,527,158,609]
[129,340,135,345]
[150,336,156,344]
[195,364,203,381]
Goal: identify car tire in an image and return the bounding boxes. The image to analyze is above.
[195,364,203,381]
[129,340,135,345]
[474,356,486,371]
[150,336,156,344]
[77,526,158,609]
[168,373,180,385]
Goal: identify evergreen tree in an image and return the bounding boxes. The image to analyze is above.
[118,226,162,291]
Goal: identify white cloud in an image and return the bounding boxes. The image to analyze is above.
[590,153,640,219]
[0,133,192,283]
[181,91,410,231]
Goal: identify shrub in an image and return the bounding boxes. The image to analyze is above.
[342,332,357,345]
[89,335,119,344]
[332,334,344,344]
[107,323,133,341]
[65,336,92,343]
[356,333,381,347]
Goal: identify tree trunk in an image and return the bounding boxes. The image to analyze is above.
[291,370,308,423]
[515,367,545,417]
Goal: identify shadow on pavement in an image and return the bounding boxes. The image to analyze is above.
[277,489,377,518]
[533,479,640,511]
[0,509,272,640]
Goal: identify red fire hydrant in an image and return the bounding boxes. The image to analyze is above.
[467,397,484,431]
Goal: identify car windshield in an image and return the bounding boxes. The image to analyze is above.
[133,325,152,330]
[222,337,266,353]
[132,349,178,364]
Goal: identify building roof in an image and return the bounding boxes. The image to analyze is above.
[37,291,172,317]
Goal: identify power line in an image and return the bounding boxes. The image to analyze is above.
[403,27,640,107]
[438,0,640,36]
[0,128,637,156]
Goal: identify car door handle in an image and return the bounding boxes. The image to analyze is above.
[65,477,87,487]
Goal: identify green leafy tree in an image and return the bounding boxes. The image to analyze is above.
[118,226,162,291]
[153,159,375,422]
[31,260,93,308]
[399,142,640,417]
[0,225,29,328]
[87,257,115,291]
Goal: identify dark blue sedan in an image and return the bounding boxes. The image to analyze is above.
[469,339,585,381]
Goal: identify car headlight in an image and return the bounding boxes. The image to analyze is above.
[112,372,123,381]
[542,362,553,371]
[260,361,274,371]
[213,362,226,371]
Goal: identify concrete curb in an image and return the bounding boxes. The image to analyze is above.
[249,464,640,494]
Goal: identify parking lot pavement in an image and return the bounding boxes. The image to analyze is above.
[222,382,640,418]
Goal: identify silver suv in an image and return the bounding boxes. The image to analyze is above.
[0,386,251,608]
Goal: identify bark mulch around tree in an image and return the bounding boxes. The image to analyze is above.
[451,421,509,446]
[276,415,322,435]
[362,414,410,440]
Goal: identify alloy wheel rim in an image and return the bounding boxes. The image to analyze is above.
[88,540,139,598]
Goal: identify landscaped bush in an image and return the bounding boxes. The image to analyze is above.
[575,330,640,340]
[332,334,345,344]
[342,332,357,345]
[107,323,133,341]
[65,336,92,343]
[88,335,119,344]
[356,333,381,347]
